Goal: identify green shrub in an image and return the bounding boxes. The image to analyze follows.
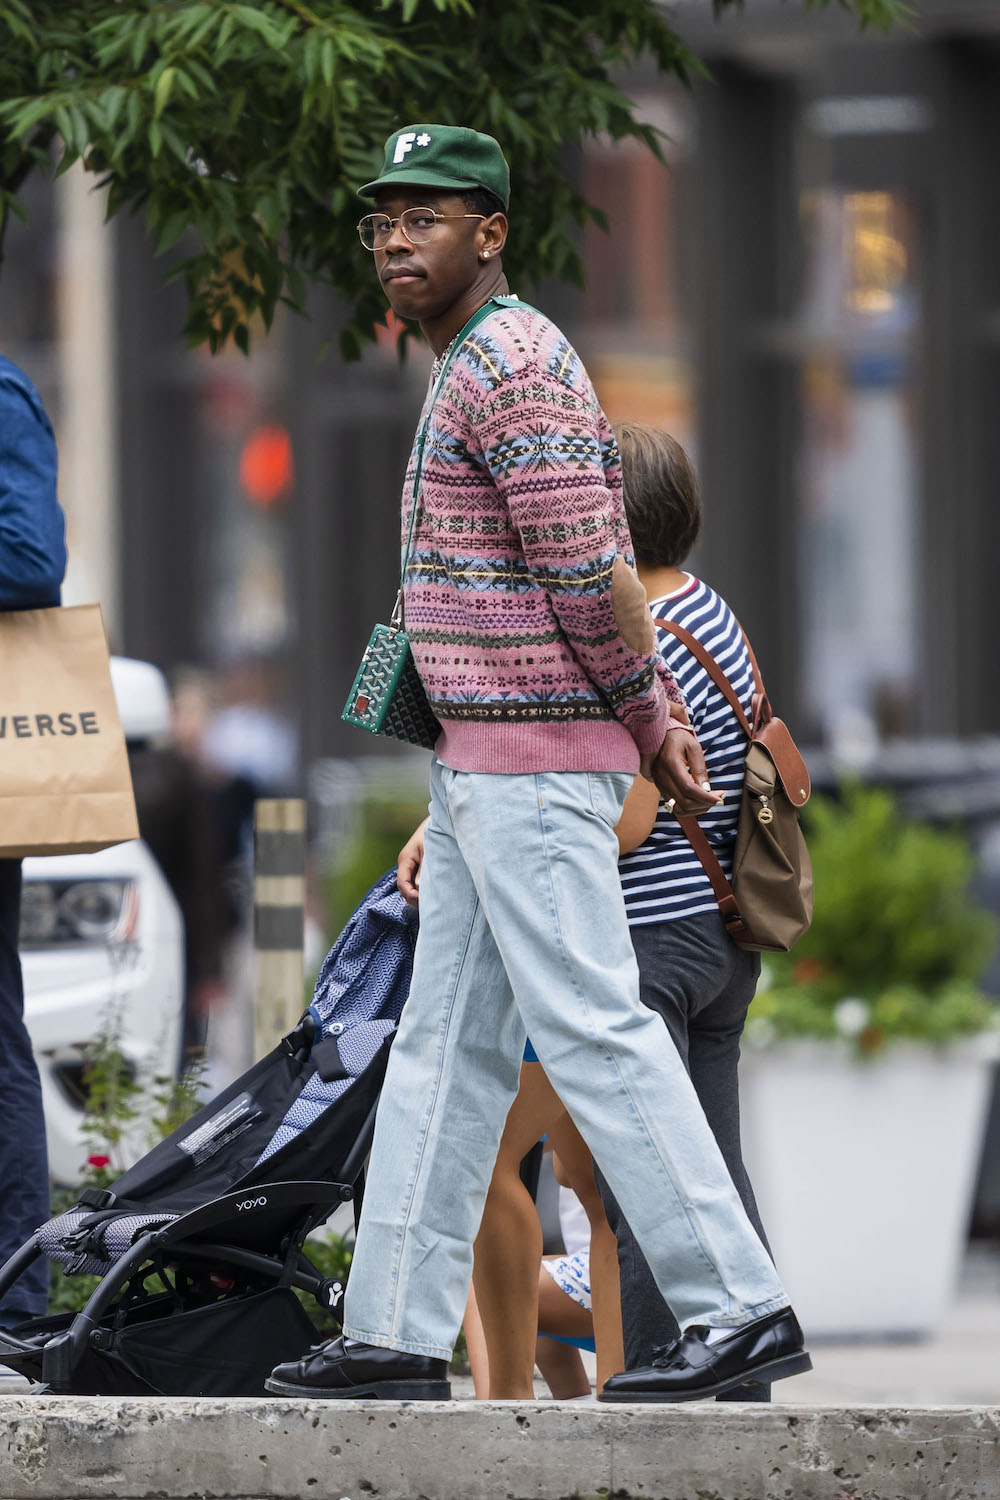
[323,788,426,937]
[751,782,999,1055]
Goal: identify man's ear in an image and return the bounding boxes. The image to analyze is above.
[480,213,508,259]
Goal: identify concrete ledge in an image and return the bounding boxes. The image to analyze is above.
[0,1398,997,1500]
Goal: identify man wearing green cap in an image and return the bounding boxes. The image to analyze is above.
[267,124,808,1404]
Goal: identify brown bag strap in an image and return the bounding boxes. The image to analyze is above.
[675,813,754,946]
[654,617,755,738]
[655,611,760,943]
[740,629,765,700]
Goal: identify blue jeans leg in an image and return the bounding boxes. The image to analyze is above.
[0,859,49,1318]
[344,765,788,1358]
[343,764,525,1358]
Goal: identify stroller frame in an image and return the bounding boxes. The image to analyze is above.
[0,1068,379,1394]
[0,1182,354,1391]
[0,870,415,1397]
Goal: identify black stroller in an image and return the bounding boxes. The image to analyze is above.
[0,872,416,1397]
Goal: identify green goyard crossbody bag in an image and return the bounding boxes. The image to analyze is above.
[340,608,441,749]
[341,296,531,749]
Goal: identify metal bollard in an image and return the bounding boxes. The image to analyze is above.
[253,799,305,1058]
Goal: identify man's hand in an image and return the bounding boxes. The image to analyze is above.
[643,726,724,815]
[397,818,428,907]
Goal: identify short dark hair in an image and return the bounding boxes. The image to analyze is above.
[613,421,702,569]
[461,187,507,221]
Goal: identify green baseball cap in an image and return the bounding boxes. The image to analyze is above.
[358,124,510,209]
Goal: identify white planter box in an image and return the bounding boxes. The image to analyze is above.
[738,1038,998,1338]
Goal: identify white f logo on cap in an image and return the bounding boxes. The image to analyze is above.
[393,132,417,164]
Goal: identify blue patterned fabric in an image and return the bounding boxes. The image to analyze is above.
[545,336,582,388]
[483,426,602,479]
[452,329,515,390]
[256,871,417,1163]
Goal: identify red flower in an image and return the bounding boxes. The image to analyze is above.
[87,1154,111,1170]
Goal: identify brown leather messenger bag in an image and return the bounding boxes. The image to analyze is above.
[655,617,814,954]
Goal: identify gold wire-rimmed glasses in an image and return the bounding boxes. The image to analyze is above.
[357,207,486,251]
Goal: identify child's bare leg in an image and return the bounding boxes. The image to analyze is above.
[537,1259,598,1340]
[462,1280,490,1399]
[473,1061,566,1399]
[534,1335,591,1399]
[548,1115,625,1390]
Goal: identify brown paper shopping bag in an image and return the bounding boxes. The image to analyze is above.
[0,604,139,857]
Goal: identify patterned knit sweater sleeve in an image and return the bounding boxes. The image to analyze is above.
[474,350,673,757]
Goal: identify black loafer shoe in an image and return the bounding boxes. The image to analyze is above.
[598,1307,811,1404]
[264,1335,451,1400]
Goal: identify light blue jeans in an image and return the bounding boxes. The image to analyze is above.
[342,762,789,1360]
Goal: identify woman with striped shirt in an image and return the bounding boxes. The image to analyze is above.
[597,422,772,1401]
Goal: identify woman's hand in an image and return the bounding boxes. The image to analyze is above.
[397,818,429,907]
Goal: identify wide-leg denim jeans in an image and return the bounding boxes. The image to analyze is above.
[342,762,788,1360]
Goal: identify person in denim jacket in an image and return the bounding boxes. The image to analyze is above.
[0,354,67,1337]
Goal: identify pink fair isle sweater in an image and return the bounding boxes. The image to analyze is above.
[402,301,681,774]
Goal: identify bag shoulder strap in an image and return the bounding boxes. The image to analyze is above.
[654,616,757,738]
[675,813,753,945]
[653,611,761,944]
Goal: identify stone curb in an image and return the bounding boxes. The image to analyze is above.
[1,1398,997,1500]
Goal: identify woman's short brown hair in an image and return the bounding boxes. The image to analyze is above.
[613,421,702,569]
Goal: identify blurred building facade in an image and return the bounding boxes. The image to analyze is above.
[6,1,1000,770]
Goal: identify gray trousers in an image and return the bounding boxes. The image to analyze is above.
[595,910,772,1401]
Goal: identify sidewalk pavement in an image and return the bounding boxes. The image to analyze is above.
[452,1244,1000,1404]
[0,1252,996,1500]
[778,1245,999,1407]
[1,1396,996,1500]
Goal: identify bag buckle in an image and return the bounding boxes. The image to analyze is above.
[389,590,404,632]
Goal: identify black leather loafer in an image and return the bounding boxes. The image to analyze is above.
[265,1335,451,1400]
[598,1307,811,1403]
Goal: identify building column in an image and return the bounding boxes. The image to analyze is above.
[923,41,1000,738]
[687,62,800,712]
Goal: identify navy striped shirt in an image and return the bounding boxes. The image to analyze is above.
[620,576,753,926]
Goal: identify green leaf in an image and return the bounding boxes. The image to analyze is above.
[125,88,142,138]
[156,210,190,254]
[153,66,176,120]
[321,37,335,87]
[103,85,128,131]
